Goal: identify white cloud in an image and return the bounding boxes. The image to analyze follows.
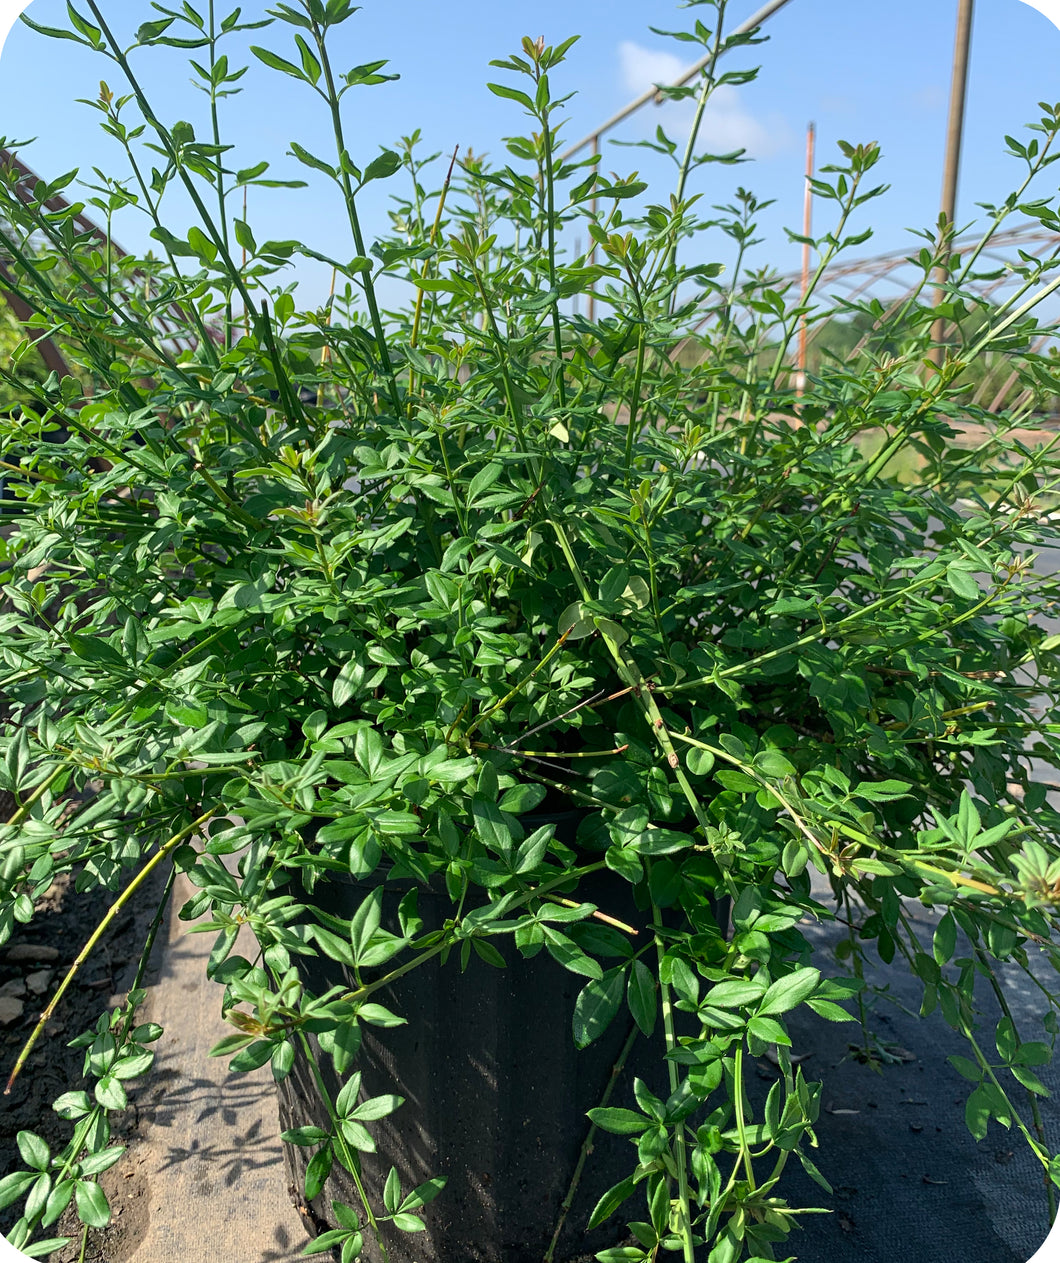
[619,41,687,97]
[617,40,789,160]
[910,84,946,112]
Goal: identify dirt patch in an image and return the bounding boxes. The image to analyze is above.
[49,1154,152,1263]
[0,860,171,1258]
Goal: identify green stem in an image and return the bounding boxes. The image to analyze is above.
[86,1,257,318]
[541,102,566,411]
[120,866,178,1039]
[337,861,607,1006]
[733,1043,756,1192]
[297,1033,391,1263]
[667,5,727,297]
[459,630,571,744]
[5,762,71,828]
[664,559,954,694]
[408,146,459,408]
[4,809,216,1095]
[543,1021,639,1263]
[653,897,696,1263]
[465,253,529,453]
[312,28,400,416]
[975,947,1057,1222]
[206,0,233,352]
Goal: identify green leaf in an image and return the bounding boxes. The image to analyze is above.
[747,1014,791,1046]
[17,1131,50,1171]
[964,1084,992,1140]
[208,1032,256,1058]
[513,824,552,874]
[383,1169,401,1214]
[605,845,643,884]
[557,600,595,641]
[704,978,765,1009]
[52,1092,93,1121]
[599,564,630,604]
[948,1054,982,1083]
[627,958,657,1036]
[0,1170,37,1211]
[229,1040,276,1073]
[1011,1063,1050,1095]
[42,1178,76,1228]
[294,33,322,83]
[398,1177,447,1212]
[302,1228,348,1255]
[349,1093,403,1121]
[74,1180,110,1230]
[628,828,688,856]
[467,462,503,505]
[319,1022,361,1076]
[335,1071,363,1119]
[136,17,176,43]
[361,150,402,184]
[573,969,626,1049]
[272,1041,295,1081]
[472,795,513,857]
[350,887,383,959]
[946,564,981,600]
[94,1076,128,1110]
[289,139,337,177]
[186,225,217,263]
[356,1003,407,1027]
[251,44,305,80]
[305,1145,334,1200]
[586,1107,650,1135]
[66,3,102,46]
[282,1126,331,1147]
[855,779,912,803]
[486,82,534,110]
[67,634,126,669]
[685,747,715,777]
[78,1148,124,1179]
[111,1051,154,1080]
[587,1175,637,1229]
[757,967,820,1016]
[804,998,855,1022]
[933,912,957,966]
[752,749,795,778]
[543,928,603,980]
[20,12,95,45]
[341,1235,365,1263]
[340,1119,376,1152]
[19,1239,72,1260]
[595,181,648,200]
[233,218,257,254]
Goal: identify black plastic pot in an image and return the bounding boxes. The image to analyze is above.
[277,817,670,1263]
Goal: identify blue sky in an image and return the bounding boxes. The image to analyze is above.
[0,0,1058,308]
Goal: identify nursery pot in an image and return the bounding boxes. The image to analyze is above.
[277,815,672,1263]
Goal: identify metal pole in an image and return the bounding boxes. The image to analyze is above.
[930,0,975,363]
[796,121,816,396]
[558,0,798,164]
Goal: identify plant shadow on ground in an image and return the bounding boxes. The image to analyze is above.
[742,891,1058,1263]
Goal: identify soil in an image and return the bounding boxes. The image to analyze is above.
[0,860,170,1260]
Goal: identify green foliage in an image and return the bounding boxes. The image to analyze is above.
[4,0,1060,1260]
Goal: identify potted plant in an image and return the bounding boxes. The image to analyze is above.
[3,2,1060,1261]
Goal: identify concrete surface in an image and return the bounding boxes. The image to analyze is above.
[121,876,311,1263]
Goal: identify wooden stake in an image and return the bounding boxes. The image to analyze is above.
[930,0,975,365]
